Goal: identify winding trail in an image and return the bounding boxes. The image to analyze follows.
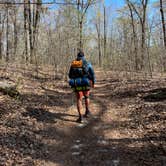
[34,70,166,166]
[1,67,165,165]
[35,72,130,166]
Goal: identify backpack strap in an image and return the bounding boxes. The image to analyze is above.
[82,60,90,77]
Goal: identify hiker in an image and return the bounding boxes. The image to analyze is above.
[68,50,95,123]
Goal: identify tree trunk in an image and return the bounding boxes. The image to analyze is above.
[33,0,41,48]
[0,14,2,59]
[140,0,148,70]
[6,5,9,62]
[77,0,94,50]
[0,31,2,60]
[126,0,149,70]
[79,20,83,50]
[13,9,17,57]
[96,20,101,67]
[28,0,33,63]
[77,0,83,50]
[24,0,28,62]
[141,20,146,69]
[128,3,139,71]
[160,0,166,71]
[0,13,5,60]
[103,5,107,58]
[77,0,80,50]
[160,0,166,48]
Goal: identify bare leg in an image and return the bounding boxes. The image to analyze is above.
[76,92,83,122]
[77,98,82,118]
[85,97,90,111]
[83,91,91,117]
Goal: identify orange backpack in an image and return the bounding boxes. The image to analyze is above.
[69,59,89,79]
[71,60,83,68]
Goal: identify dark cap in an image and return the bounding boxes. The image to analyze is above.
[77,51,84,57]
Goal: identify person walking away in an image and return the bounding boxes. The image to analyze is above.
[68,51,95,123]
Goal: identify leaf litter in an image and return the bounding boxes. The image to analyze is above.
[0,66,165,165]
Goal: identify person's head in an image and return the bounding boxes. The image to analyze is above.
[77,51,84,57]
[77,49,85,60]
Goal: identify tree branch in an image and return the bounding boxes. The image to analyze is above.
[126,0,143,24]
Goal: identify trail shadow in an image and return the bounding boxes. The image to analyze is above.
[95,79,166,102]
[22,107,77,123]
[51,112,77,122]
[1,74,166,165]
[0,130,68,165]
[23,72,62,83]
[72,79,166,166]
[142,88,166,102]
[23,107,56,123]
[20,89,72,107]
[52,93,165,166]
[94,79,140,99]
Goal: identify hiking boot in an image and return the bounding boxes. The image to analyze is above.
[76,116,82,123]
[83,110,91,118]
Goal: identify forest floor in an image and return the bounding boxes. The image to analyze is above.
[0,64,166,166]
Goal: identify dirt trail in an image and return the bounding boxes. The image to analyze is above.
[0,68,165,166]
[33,74,111,166]
[34,71,165,166]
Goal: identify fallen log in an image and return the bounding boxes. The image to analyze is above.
[0,80,19,97]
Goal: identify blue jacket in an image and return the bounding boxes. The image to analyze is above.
[69,56,96,84]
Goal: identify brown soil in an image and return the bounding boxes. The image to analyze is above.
[0,65,166,166]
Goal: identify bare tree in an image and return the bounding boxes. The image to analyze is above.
[103,4,107,58]
[28,0,33,62]
[11,5,18,57]
[0,11,6,60]
[25,0,42,63]
[160,0,166,48]
[95,10,102,67]
[6,3,9,62]
[0,0,164,74]
[24,0,28,62]
[126,0,149,70]
[127,1,139,70]
[77,0,96,50]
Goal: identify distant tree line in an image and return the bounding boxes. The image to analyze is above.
[0,0,165,74]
